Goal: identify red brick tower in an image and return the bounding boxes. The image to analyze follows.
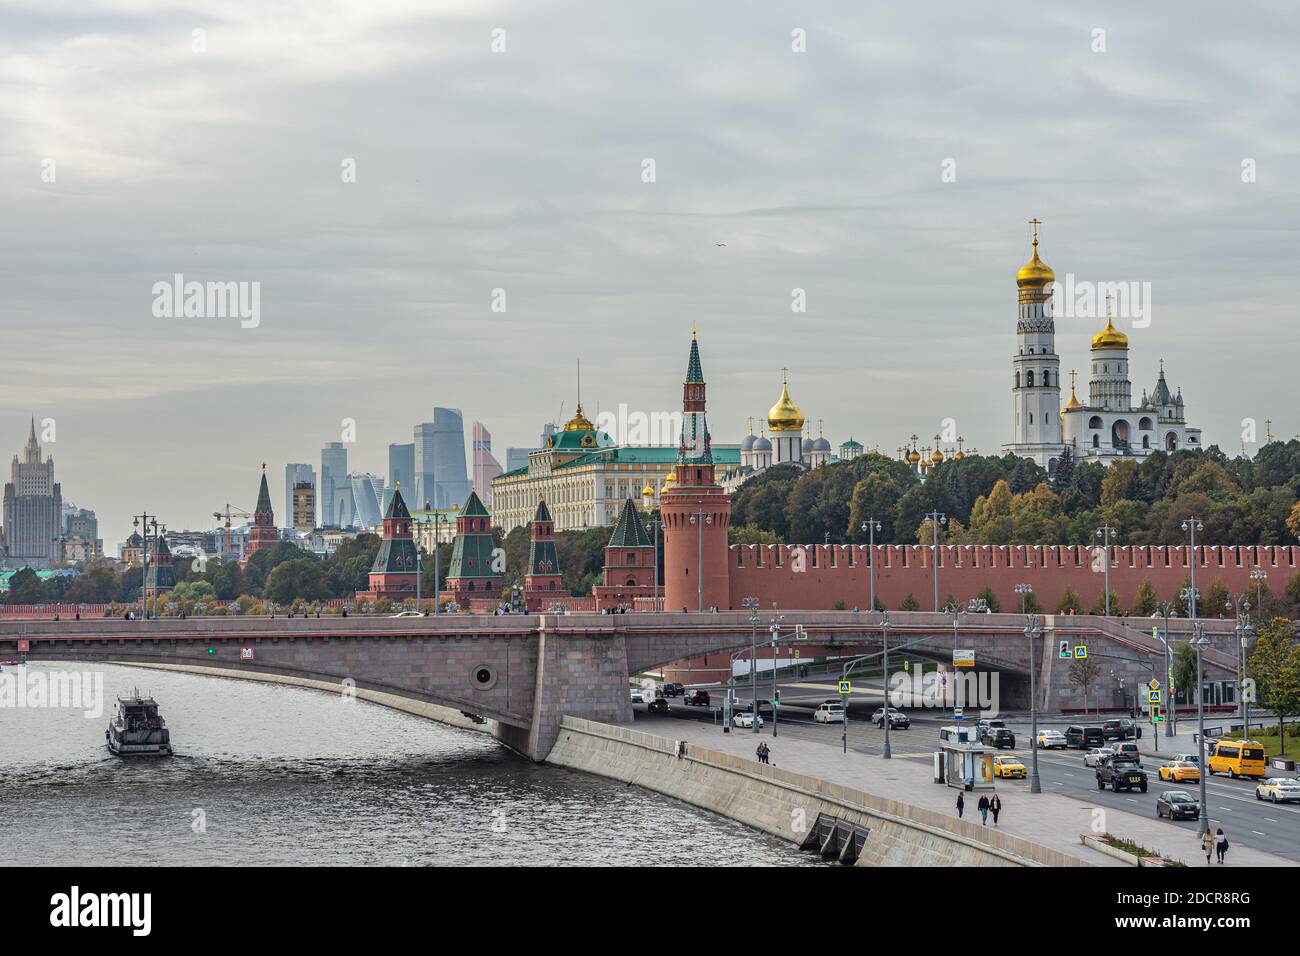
[661,329,731,612]
[244,464,279,562]
[593,496,657,610]
[522,496,563,611]
[356,483,418,603]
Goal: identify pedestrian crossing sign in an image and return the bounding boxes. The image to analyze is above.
[1073,645,1088,659]
[838,680,851,695]
[1148,690,1161,704]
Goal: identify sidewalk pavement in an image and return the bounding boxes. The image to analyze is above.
[636,713,1292,867]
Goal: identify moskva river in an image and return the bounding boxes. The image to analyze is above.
[0,662,818,866]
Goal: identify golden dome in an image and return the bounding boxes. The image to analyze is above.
[1090,316,1128,351]
[563,402,595,432]
[641,479,656,499]
[931,449,944,464]
[954,451,964,460]
[661,471,676,494]
[767,373,805,432]
[907,449,921,464]
[1016,220,1054,293]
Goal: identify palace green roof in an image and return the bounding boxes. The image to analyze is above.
[551,445,740,472]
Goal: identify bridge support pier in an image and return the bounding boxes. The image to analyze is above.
[495,626,634,761]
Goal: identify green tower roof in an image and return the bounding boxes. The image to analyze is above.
[460,490,490,518]
[386,484,411,520]
[607,497,653,548]
[254,470,273,518]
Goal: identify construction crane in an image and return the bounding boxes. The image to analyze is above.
[213,504,253,561]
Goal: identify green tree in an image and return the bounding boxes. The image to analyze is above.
[1171,641,1198,709]
[1131,578,1157,617]
[730,524,781,545]
[264,558,329,605]
[6,568,45,605]
[973,586,1001,613]
[1054,586,1081,614]
[900,593,920,611]
[1249,618,1300,753]
[1068,652,1102,713]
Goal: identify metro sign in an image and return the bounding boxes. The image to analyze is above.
[240,646,255,661]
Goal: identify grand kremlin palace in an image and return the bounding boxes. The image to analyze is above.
[490,403,741,534]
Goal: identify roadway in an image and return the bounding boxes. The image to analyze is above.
[641,680,1300,864]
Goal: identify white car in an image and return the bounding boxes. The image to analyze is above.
[630,688,648,704]
[813,703,845,723]
[1256,778,1300,803]
[1036,730,1067,749]
[1084,747,1116,767]
[389,610,424,618]
[733,712,764,729]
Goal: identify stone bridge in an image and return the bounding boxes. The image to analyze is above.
[0,611,1240,759]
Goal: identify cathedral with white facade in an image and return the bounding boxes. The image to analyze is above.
[1003,222,1201,473]
[721,372,849,492]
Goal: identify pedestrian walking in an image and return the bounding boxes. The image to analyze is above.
[761,743,771,764]
[956,792,965,819]
[756,742,764,763]
[1201,829,1214,864]
[1215,828,1228,864]
[977,794,990,825]
[989,793,1002,826]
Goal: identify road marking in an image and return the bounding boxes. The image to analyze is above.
[1265,818,1279,823]
[1251,830,1266,836]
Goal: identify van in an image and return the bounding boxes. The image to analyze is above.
[1207,739,1267,779]
[1066,725,1106,750]
[813,702,845,724]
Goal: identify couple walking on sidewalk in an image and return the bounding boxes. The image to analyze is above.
[956,791,1002,825]
[1202,828,1230,864]
[755,742,771,764]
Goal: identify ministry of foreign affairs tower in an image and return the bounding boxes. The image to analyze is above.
[661,329,731,612]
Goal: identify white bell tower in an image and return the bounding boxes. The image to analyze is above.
[1004,219,1064,470]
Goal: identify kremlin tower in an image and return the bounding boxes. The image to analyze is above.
[244,465,279,562]
[522,496,563,611]
[1003,218,1063,469]
[661,329,731,612]
[357,483,419,603]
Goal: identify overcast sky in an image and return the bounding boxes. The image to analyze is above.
[2,0,1298,551]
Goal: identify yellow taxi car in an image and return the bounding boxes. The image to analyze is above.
[1157,760,1200,783]
[992,754,1026,779]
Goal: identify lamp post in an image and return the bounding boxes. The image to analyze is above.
[1191,623,1211,837]
[769,614,784,738]
[641,486,662,612]
[688,510,714,612]
[743,598,761,734]
[1154,600,1178,737]
[944,600,962,718]
[1249,568,1267,621]
[881,611,892,759]
[1227,594,1254,735]
[925,511,947,611]
[132,513,158,620]
[1095,525,1116,616]
[1181,517,1203,619]
[861,519,881,611]
[1015,582,1032,616]
[1025,613,1042,793]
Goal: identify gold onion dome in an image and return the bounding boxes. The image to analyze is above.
[767,373,805,432]
[661,471,676,493]
[1017,220,1054,290]
[563,402,595,432]
[907,448,921,464]
[931,449,944,464]
[1091,316,1129,350]
[641,479,656,499]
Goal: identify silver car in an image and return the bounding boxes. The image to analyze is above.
[733,712,764,729]
[1084,747,1116,767]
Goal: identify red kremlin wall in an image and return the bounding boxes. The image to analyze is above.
[727,543,1300,612]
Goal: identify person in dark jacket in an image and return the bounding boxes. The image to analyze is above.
[989,793,1002,826]
[977,794,991,825]
[956,792,965,819]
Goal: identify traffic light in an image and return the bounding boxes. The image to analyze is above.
[774,689,780,707]
[207,647,216,656]
[1151,706,1163,723]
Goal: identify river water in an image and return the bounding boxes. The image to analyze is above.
[0,663,818,866]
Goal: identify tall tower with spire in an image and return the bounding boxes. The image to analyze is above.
[1004,220,1065,470]
[3,417,62,568]
[358,482,419,603]
[522,495,563,611]
[244,464,279,561]
[661,329,732,612]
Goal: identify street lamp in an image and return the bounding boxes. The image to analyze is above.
[1154,600,1178,738]
[641,485,662,611]
[1249,568,1267,620]
[1095,525,1116,616]
[769,614,784,738]
[1025,614,1042,793]
[1014,582,1032,616]
[132,513,158,620]
[1181,517,1204,618]
[881,611,892,759]
[861,519,881,611]
[944,600,962,718]
[742,597,760,734]
[1191,623,1211,837]
[925,511,947,611]
[1227,594,1254,735]
[688,511,714,612]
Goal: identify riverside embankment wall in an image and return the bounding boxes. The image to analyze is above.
[545,716,1086,867]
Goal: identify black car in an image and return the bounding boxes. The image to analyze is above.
[1156,790,1200,820]
[1066,725,1107,749]
[663,683,685,697]
[1097,757,1149,793]
[1102,718,1142,741]
[981,728,1016,749]
[648,698,671,714]
[683,690,710,706]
